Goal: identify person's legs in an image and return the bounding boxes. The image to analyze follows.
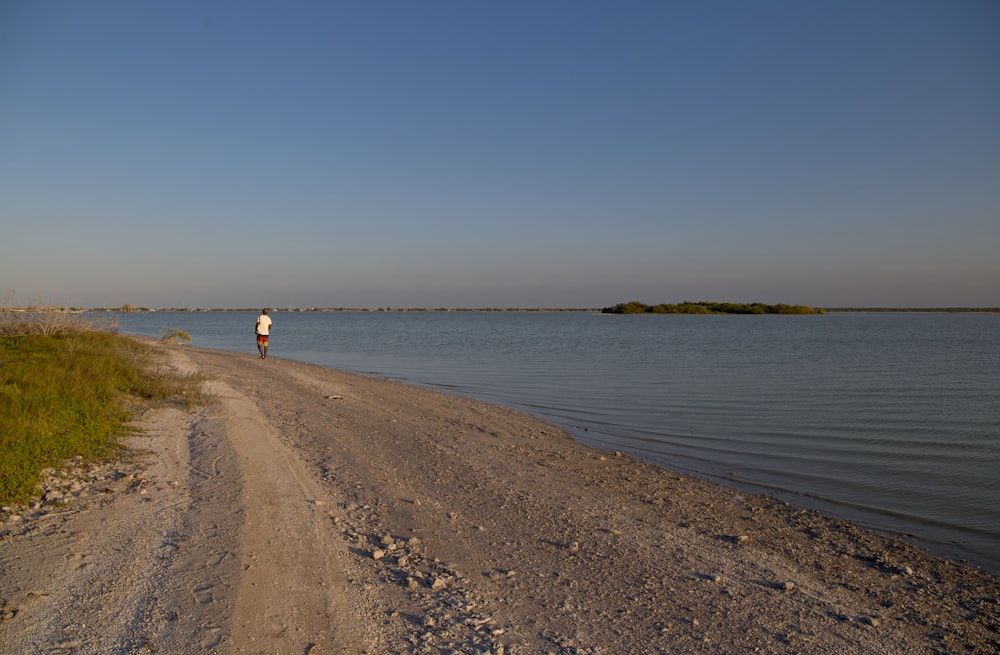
[257,335,267,358]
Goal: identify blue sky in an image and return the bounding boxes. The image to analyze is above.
[2,1,998,308]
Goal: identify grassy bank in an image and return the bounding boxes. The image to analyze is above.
[0,313,203,507]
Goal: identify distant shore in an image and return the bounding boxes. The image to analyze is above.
[9,306,1000,314]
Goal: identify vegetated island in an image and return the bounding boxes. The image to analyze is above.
[602,301,825,315]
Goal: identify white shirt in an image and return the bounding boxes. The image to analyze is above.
[256,314,272,336]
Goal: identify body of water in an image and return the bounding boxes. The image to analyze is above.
[116,310,1000,573]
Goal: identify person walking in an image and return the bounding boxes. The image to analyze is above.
[255,308,272,359]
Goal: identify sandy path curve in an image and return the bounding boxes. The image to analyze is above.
[208,375,367,653]
[0,346,372,655]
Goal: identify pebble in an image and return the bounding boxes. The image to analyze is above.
[780,581,795,591]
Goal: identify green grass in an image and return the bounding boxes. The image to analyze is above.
[0,323,204,507]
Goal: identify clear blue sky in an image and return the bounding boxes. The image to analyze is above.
[2,1,998,308]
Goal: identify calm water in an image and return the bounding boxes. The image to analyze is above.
[116,311,1000,573]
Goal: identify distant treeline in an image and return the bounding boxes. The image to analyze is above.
[602,301,825,315]
[19,305,996,314]
[824,307,1000,313]
[90,307,595,313]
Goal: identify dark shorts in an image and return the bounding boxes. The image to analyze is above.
[257,335,269,346]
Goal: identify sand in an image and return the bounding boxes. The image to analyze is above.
[1,342,997,654]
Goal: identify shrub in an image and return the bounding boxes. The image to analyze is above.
[160,327,192,344]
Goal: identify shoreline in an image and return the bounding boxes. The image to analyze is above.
[1,342,997,653]
[111,313,1000,573]
[107,310,1000,577]
[613,450,1000,578]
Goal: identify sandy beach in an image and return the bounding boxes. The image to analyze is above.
[1,342,998,654]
